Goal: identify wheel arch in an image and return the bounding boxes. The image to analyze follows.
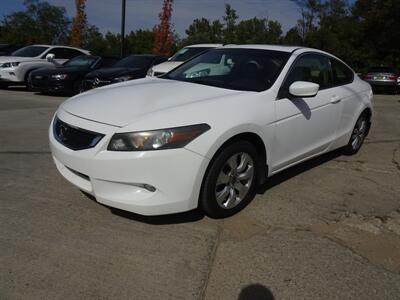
[203,131,269,187]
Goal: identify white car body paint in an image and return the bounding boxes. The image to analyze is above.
[0,45,89,83]
[49,45,373,216]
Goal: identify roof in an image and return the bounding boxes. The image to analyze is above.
[222,44,303,53]
[30,44,90,52]
[186,44,223,48]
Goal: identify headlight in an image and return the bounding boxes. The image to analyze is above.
[1,62,20,68]
[114,75,133,82]
[51,74,68,80]
[146,67,153,76]
[108,124,211,151]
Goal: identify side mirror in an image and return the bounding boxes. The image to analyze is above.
[46,53,55,62]
[289,81,319,98]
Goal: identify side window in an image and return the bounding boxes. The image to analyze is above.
[283,54,333,92]
[62,48,83,59]
[48,48,65,59]
[331,59,354,86]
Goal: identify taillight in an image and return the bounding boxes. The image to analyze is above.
[388,75,397,80]
[363,74,372,80]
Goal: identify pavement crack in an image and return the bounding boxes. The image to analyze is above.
[365,138,400,145]
[199,222,223,300]
[392,145,400,172]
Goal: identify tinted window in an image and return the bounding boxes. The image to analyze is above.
[63,55,98,67]
[165,48,290,92]
[284,54,332,90]
[114,56,154,69]
[12,46,48,57]
[63,48,84,59]
[97,57,119,68]
[49,48,83,59]
[170,47,213,62]
[331,59,354,85]
[367,67,398,74]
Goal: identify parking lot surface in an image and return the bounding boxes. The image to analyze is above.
[1,88,400,299]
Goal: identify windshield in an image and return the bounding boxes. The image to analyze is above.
[114,56,154,69]
[12,46,49,57]
[169,47,213,62]
[63,55,99,67]
[165,48,291,92]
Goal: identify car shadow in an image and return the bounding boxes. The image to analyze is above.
[258,149,342,194]
[82,149,342,224]
[81,190,205,225]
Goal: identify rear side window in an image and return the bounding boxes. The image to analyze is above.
[283,54,333,91]
[48,48,83,59]
[331,59,354,86]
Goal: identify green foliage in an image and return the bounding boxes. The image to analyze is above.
[0,0,70,44]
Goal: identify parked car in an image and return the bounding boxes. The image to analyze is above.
[0,44,89,87]
[50,45,373,218]
[29,55,118,95]
[82,54,167,91]
[146,44,222,77]
[362,66,400,94]
[0,43,25,56]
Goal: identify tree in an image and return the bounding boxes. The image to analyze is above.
[0,0,70,44]
[153,0,174,55]
[235,18,282,44]
[223,4,238,43]
[70,0,87,47]
[183,18,223,45]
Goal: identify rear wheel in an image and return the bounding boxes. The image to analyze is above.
[200,141,259,218]
[342,113,370,155]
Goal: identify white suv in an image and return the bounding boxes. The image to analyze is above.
[147,44,222,77]
[0,45,89,86]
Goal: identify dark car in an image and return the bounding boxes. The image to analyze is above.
[362,66,400,94]
[29,55,118,95]
[0,43,25,56]
[82,54,167,91]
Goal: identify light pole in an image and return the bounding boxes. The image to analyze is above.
[121,0,126,58]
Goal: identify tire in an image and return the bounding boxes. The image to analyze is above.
[72,80,84,95]
[342,112,370,155]
[199,140,259,218]
[24,70,35,90]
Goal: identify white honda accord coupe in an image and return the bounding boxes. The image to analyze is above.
[49,45,373,218]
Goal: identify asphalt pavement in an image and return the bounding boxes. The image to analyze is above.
[1,87,399,299]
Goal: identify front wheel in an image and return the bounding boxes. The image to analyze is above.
[199,141,259,218]
[342,113,370,155]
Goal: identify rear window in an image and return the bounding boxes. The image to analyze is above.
[368,67,398,74]
[114,56,154,69]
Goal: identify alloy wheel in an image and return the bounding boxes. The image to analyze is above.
[215,152,254,209]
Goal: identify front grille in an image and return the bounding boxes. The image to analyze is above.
[53,117,104,150]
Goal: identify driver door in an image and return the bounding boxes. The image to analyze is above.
[271,53,342,172]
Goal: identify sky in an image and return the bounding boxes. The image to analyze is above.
[0,0,302,37]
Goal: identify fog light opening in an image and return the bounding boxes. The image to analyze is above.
[143,184,156,192]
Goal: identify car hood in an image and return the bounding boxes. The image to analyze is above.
[0,56,40,63]
[86,67,142,80]
[151,61,183,74]
[61,78,241,127]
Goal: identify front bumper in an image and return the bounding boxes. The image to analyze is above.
[0,67,22,82]
[30,77,71,93]
[49,110,210,215]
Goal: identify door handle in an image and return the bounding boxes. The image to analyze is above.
[330,95,341,104]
